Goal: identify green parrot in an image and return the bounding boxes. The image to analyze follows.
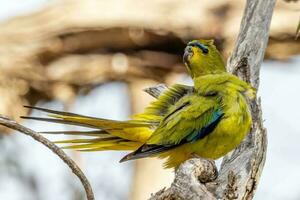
[22,39,255,169]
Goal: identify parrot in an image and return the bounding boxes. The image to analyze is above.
[21,39,255,169]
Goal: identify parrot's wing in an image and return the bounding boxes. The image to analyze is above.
[132,84,193,124]
[121,96,224,162]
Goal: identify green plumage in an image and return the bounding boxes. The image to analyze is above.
[123,73,255,166]
[132,84,193,123]
[22,39,256,169]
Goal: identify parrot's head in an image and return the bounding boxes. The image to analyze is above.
[183,39,226,78]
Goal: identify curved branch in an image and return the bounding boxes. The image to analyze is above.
[0,115,94,200]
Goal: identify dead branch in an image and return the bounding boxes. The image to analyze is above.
[0,115,94,200]
[150,0,275,199]
[149,159,218,200]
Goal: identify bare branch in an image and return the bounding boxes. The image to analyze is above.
[150,0,275,199]
[214,0,276,198]
[0,115,94,200]
[149,158,218,200]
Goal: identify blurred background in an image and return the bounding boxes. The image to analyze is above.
[0,0,299,200]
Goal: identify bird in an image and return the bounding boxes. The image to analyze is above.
[21,39,255,169]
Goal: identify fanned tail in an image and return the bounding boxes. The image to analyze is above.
[40,130,108,137]
[57,137,141,152]
[21,106,151,151]
[21,106,151,129]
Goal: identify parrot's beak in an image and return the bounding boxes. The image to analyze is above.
[183,45,193,64]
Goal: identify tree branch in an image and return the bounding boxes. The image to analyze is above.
[150,0,275,199]
[214,0,276,198]
[0,115,94,200]
[149,158,218,200]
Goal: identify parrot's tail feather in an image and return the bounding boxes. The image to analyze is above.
[40,130,109,137]
[78,144,140,151]
[24,105,85,117]
[61,139,123,149]
[20,116,97,128]
[60,137,141,151]
[54,136,119,144]
[22,105,152,129]
[21,105,151,152]
[78,147,131,151]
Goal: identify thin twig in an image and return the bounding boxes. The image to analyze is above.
[0,115,94,200]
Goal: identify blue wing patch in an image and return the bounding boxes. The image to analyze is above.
[186,109,224,142]
[120,109,224,162]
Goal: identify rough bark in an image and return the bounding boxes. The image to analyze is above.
[149,159,218,200]
[150,0,275,199]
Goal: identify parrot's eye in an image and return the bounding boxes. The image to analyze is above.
[187,41,209,55]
